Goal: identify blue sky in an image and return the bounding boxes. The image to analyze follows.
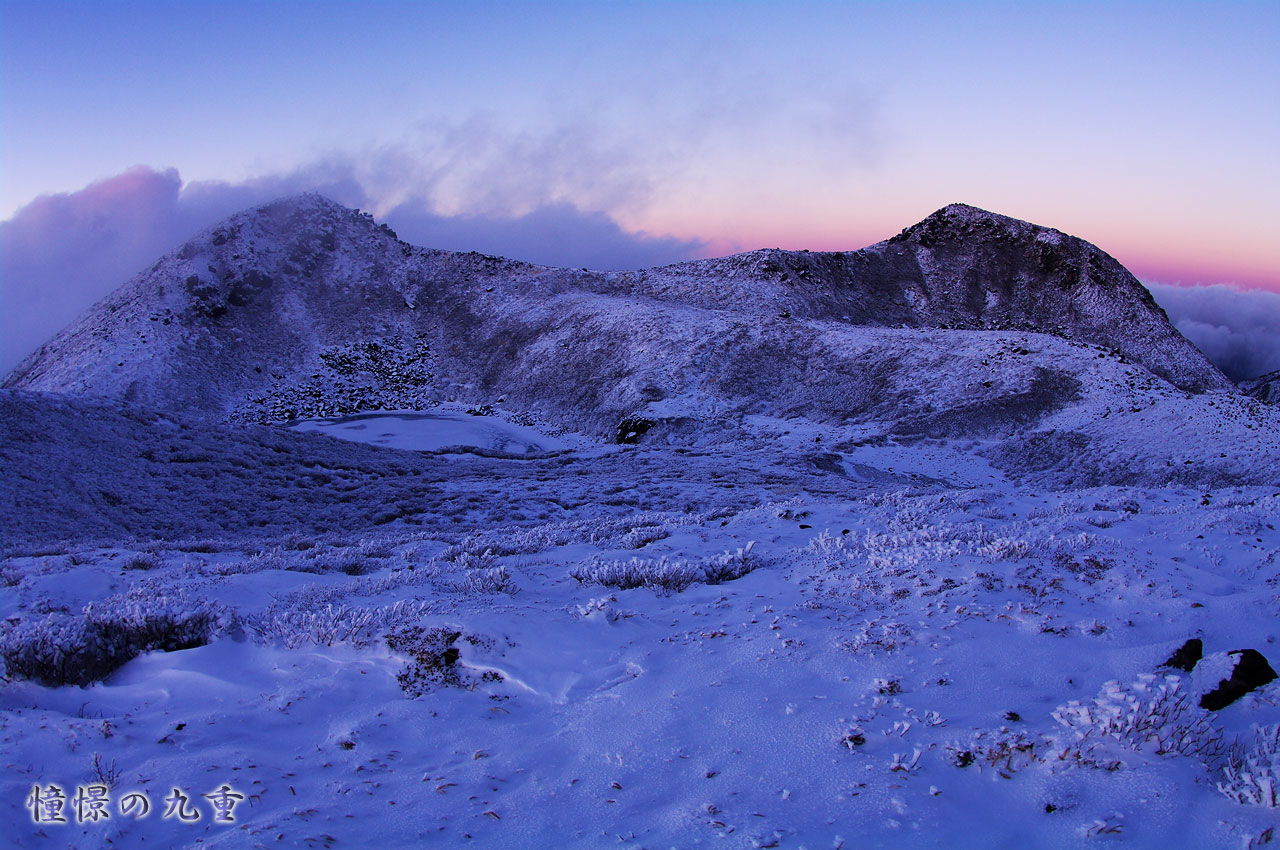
[1,1,1278,372]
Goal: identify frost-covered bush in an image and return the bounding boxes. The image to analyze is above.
[121,552,163,571]
[436,509,733,563]
[443,548,499,572]
[976,535,1032,562]
[245,599,436,649]
[0,589,232,686]
[701,543,758,584]
[1051,673,1224,764]
[302,544,378,575]
[385,626,499,697]
[253,567,438,615]
[807,530,849,556]
[572,555,704,593]
[948,728,1043,777]
[943,674,1228,782]
[619,525,669,549]
[1219,725,1280,807]
[571,544,758,594]
[455,566,518,595]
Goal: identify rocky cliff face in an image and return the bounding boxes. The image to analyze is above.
[1241,369,1280,405]
[608,203,1229,393]
[3,196,1231,442]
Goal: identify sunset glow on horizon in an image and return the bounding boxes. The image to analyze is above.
[2,0,1278,376]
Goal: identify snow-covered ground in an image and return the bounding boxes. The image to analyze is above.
[4,192,1278,850]
[2,429,1278,848]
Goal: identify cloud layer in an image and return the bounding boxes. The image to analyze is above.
[0,166,703,373]
[1145,282,1280,382]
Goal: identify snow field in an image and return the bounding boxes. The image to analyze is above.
[3,475,1278,848]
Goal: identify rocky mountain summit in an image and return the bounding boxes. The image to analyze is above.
[608,203,1228,394]
[7,195,1274,493]
[4,196,1231,435]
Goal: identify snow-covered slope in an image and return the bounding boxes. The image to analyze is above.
[608,203,1228,394]
[3,197,1279,849]
[2,196,1230,437]
[3,393,1279,848]
[1241,369,1280,404]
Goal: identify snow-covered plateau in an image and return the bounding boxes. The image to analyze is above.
[1,197,1277,849]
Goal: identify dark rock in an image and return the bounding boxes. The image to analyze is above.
[1200,649,1278,710]
[1163,638,1203,672]
[616,417,655,445]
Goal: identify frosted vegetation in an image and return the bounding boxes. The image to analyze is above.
[2,392,1278,848]
[1,197,1278,847]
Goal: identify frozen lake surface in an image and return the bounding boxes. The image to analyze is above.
[290,408,582,454]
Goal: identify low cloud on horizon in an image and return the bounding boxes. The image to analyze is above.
[0,166,705,373]
[1144,282,1280,383]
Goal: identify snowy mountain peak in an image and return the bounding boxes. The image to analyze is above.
[893,202,1066,248]
[3,195,1233,433]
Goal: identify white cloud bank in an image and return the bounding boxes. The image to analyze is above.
[1145,282,1280,382]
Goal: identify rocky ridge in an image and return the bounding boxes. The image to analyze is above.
[2,196,1252,469]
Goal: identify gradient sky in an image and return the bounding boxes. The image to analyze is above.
[1,0,1278,373]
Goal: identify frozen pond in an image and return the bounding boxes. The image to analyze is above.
[289,409,579,454]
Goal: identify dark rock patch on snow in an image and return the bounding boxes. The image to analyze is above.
[1162,638,1203,672]
[1199,649,1278,710]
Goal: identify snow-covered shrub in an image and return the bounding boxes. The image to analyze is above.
[255,567,438,613]
[357,538,396,559]
[201,557,274,577]
[574,595,630,622]
[806,530,848,556]
[863,490,934,533]
[572,556,704,593]
[121,552,163,571]
[1051,673,1224,764]
[303,544,377,575]
[245,599,435,649]
[172,538,227,554]
[620,525,668,549]
[571,544,758,594]
[284,534,317,551]
[700,543,758,585]
[0,589,232,686]
[385,626,499,697]
[948,728,1042,777]
[448,549,499,572]
[456,566,518,595]
[858,523,967,571]
[240,547,293,572]
[1219,725,1280,807]
[435,509,725,564]
[976,535,1032,562]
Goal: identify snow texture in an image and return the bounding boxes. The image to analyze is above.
[2,197,1278,849]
